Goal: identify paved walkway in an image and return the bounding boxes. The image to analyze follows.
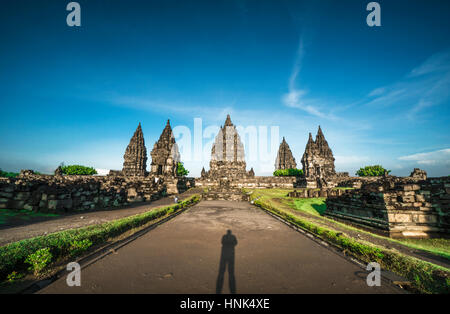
[0,189,200,246]
[40,201,404,294]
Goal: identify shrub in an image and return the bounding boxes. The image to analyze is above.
[25,248,53,276]
[69,239,93,257]
[273,168,304,177]
[356,165,391,177]
[176,162,189,177]
[6,271,24,283]
[0,169,19,178]
[61,165,97,175]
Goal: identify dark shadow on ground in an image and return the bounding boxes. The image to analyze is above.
[311,203,327,215]
[216,229,237,294]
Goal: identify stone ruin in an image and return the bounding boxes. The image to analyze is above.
[301,126,337,188]
[274,137,297,170]
[0,173,167,213]
[325,173,449,238]
[122,123,148,177]
[150,119,180,177]
[202,115,254,180]
[410,168,427,180]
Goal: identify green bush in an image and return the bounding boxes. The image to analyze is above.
[61,165,97,175]
[0,169,19,178]
[273,168,304,177]
[176,162,189,177]
[69,239,93,257]
[25,248,52,276]
[6,271,24,283]
[356,165,391,177]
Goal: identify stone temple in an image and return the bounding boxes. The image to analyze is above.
[301,126,336,188]
[150,119,180,176]
[275,137,297,170]
[122,123,148,176]
[203,115,254,180]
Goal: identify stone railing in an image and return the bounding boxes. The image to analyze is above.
[325,176,450,238]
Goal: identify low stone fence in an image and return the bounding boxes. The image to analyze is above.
[195,176,298,189]
[325,176,450,238]
[288,188,347,198]
[336,176,383,188]
[0,173,166,213]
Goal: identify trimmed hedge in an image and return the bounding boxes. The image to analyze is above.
[251,195,450,294]
[0,194,201,281]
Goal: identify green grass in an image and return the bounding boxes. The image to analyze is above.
[293,198,326,215]
[250,193,450,294]
[396,238,450,259]
[0,209,59,225]
[0,194,201,282]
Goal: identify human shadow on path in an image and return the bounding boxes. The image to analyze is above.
[216,230,237,294]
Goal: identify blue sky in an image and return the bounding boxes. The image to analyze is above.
[1,0,449,177]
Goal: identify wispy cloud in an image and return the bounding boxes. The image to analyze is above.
[282,37,337,120]
[368,87,385,97]
[366,49,450,120]
[409,51,450,77]
[398,148,450,166]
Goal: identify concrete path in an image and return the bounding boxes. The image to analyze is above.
[0,189,200,246]
[40,201,404,294]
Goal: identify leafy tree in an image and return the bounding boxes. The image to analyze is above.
[61,165,97,175]
[356,165,391,177]
[273,168,304,177]
[0,169,19,178]
[176,162,189,177]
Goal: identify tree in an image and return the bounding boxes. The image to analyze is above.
[356,165,390,177]
[61,165,97,175]
[273,168,304,177]
[176,162,189,177]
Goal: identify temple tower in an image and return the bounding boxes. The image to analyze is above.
[301,126,336,186]
[208,115,252,179]
[150,119,180,177]
[122,123,148,176]
[275,137,297,170]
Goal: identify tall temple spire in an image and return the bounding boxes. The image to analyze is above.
[275,137,297,170]
[122,123,148,176]
[208,114,248,179]
[301,126,336,185]
[224,114,233,127]
[150,119,180,176]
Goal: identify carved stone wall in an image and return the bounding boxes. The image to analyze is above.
[325,175,450,238]
[0,174,166,213]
